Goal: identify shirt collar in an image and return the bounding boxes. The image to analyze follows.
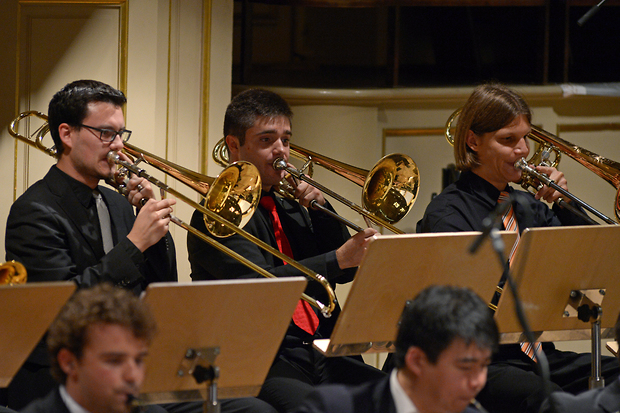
[390,369,419,413]
[462,170,511,204]
[59,385,91,413]
[53,165,98,208]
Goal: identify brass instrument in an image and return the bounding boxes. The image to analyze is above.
[120,142,261,237]
[0,261,27,285]
[213,138,420,234]
[445,108,620,224]
[9,112,337,316]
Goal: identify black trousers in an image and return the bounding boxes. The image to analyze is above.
[258,345,386,413]
[478,343,620,413]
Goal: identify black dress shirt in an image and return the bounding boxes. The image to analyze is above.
[416,170,590,234]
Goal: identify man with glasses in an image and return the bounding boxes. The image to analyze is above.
[4,79,177,409]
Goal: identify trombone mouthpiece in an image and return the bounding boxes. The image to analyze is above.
[514,158,528,170]
[273,158,287,171]
[107,151,120,164]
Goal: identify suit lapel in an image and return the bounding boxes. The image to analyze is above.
[44,168,103,256]
[374,375,397,413]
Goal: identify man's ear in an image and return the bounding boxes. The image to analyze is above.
[58,123,73,152]
[225,135,241,160]
[57,348,78,377]
[404,346,427,376]
[465,130,479,152]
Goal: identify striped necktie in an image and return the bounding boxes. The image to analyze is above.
[260,195,319,335]
[498,191,541,362]
[498,191,519,261]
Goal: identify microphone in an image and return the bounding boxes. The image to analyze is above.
[469,195,513,254]
[578,0,607,26]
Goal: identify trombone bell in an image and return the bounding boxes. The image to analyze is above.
[204,161,262,238]
[0,261,27,285]
[363,154,420,223]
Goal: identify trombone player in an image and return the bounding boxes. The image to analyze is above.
[415,82,618,413]
[187,88,385,413]
[3,79,177,409]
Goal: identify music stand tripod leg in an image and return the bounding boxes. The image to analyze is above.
[590,318,604,389]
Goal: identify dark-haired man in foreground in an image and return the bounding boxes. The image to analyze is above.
[294,285,498,413]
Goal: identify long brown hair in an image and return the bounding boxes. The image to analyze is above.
[454,83,531,171]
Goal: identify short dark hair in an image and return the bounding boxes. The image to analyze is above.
[48,79,127,156]
[47,283,157,384]
[454,83,532,172]
[223,88,292,146]
[393,285,499,367]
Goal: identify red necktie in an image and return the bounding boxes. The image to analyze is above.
[498,191,541,362]
[260,195,319,335]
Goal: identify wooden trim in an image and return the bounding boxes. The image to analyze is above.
[557,123,620,134]
[201,0,212,175]
[248,85,564,107]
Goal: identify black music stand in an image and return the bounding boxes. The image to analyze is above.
[313,231,518,357]
[138,277,307,411]
[0,282,76,388]
[495,225,620,388]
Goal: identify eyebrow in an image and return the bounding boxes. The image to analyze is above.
[100,350,149,358]
[457,356,492,363]
[257,128,292,136]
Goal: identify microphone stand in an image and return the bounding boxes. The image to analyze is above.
[578,0,608,26]
[470,198,555,413]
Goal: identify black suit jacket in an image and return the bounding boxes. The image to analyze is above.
[6,166,176,289]
[5,166,177,365]
[540,380,620,413]
[19,387,166,413]
[295,375,481,413]
[188,192,356,340]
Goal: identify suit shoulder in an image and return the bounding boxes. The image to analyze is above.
[20,389,67,413]
[542,388,607,413]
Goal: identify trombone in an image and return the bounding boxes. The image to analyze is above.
[0,261,27,285]
[213,138,420,234]
[445,108,619,225]
[9,111,337,316]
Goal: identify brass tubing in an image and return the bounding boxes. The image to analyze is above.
[108,152,336,316]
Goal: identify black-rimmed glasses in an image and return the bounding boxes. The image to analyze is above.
[77,123,132,143]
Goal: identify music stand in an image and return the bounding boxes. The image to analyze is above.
[138,277,307,407]
[313,231,518,357]
[495,225,620,387]
[0,282,76,387]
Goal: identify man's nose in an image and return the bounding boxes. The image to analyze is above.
[515,137,529,157]
[470,369,487,392]
[123,361,144,385]
[272,139,287,155]
[110,134,124,151]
